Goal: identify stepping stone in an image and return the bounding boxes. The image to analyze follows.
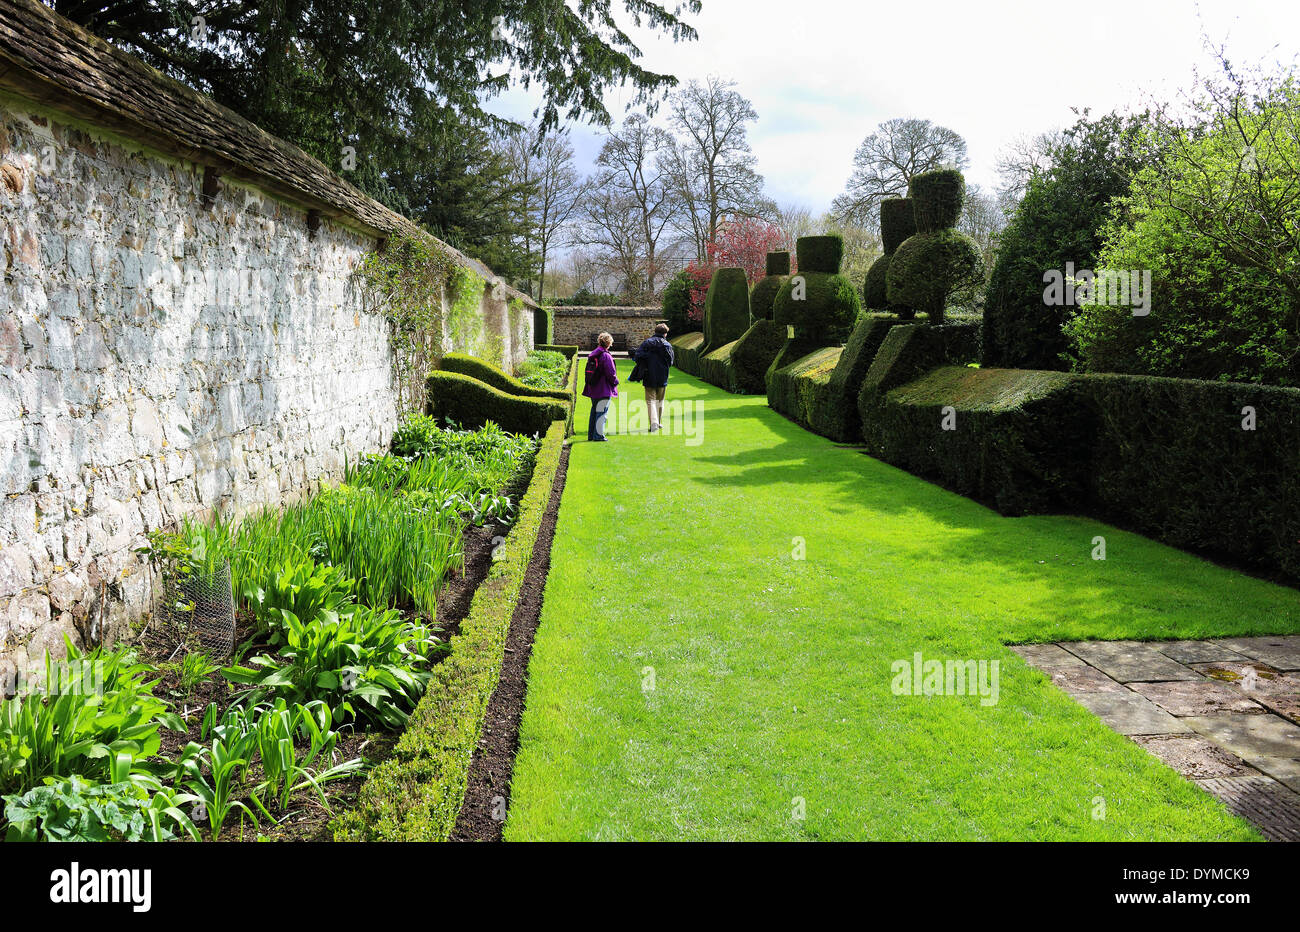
[1183,712,1300,761]
[1154,640,1249,664]
[1072,691,1193,736]
[1194,774,1300,842]
[1132,734,1254,780]
[1061,641,1200,683]
[1010,643,1086,671]
[1250,757,1300,795]
[1130,680,1267,717]
[1213,636,1300,671]
[1048,665,1126,695]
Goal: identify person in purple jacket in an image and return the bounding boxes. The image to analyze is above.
[582,332,619,441]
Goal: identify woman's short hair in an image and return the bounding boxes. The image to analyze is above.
[654,323,669,336]
[597,332,613,348]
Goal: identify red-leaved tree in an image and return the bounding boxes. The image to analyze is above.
[684,217,791,321]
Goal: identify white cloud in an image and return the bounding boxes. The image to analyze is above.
[490,0,1298,215]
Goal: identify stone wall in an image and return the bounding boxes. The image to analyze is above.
[0,1,535,682]
[552,306,666,350]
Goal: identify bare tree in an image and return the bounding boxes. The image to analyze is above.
[832,118,969,225]
[499,125,586,300]
[994,130,1063,203]
[580,114,676,294]
[663,76,769,260]
[957,182,1007,277]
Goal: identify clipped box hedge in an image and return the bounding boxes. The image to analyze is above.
[671,331,706,377]
[821,315,904,442]
[699,339,739,393]
[333,421,567,841]
[440,351,571,402]
[731,318,787,394]
[426,370,566,436]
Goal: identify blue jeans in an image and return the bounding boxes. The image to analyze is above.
[588,397,610,440]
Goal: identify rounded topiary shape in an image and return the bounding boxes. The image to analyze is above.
[795,235,844,274]
[909,169,965,232]
[886,229,982,323]
[765,250,791,276]
[862,253,890,310]
[772,271,861,343]
[750,275,785,322]
[703,267,751,350]
[880,198,917,254]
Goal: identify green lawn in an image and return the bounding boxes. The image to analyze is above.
[505,361,1300,840]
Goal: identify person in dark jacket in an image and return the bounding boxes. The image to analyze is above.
[582,332,619,441]
[633,323,674,433]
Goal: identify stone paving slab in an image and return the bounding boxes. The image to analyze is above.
[1132,734,1254,780]
[1010,643,1086,670]
[1251,757,1300,795]
[1049,664,1128,694]
[1156,640,1251,664]
[1130,680,1267,717]
[1213,636,1300,672]
[1073,691,1193,736]
[1183,712,1300,762]
[1061,640,1201,683]
[1195,775,1300,842]
[1256,693,1300,725]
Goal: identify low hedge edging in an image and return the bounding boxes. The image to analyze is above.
[440,352,571,402]
[426,370,567,435]
[333,420,567,841]
[671,332,705,376]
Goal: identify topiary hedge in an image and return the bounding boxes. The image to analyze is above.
[794,235,844,274]
[333,420,567,840]
[875,367,1093,515]
[821,315,904,442]
[661,268,700,336]
[767,345,844,433]
[886,228,982,324]
[731,318,787,394]
[772,272,861,345]
[909,169,965,232]
[699,340,739,393]
[439,352,570,402]
[750,251,791,321]
[533,307,554,345]
[864,197,918,316]
[671,331,706,377]
[1086,375,1300,581]
[426,370,567,436]
[703,267,750,353]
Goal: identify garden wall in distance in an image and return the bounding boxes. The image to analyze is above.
[550,306,665,350]
[0,0,535,681]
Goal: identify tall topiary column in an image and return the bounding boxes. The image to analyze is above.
[886,169,983,324]
[730,251,791,393]
[863,197,917,317]
[772,235,860,346]
[702,266,750,354]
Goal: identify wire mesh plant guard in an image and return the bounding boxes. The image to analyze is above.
[153,558,235,658]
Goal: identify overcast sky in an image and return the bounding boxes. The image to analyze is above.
[489,0,1298,216]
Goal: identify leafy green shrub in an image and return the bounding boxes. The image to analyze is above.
[225,605,438,728]
[794,234,844,273]
[750,251,791,322]
[3,773,198,842]
[426,370,567,436]
[703,267,751,352]
[0,643,179,801]
[671,332,706,377]
[772,271,861,344]
[909,169,965,231]
[862,255,890,310]
[983,112,1143,370]
[661,268,699,335]
[532,307,553,345]
[887,229,982,324]
[240,556,356,638]
[439,352,570,401]
[730,319,787,394]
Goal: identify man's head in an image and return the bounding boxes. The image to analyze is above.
[654,323,670,337]
[598,332,613,348]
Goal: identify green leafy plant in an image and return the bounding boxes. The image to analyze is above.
[223,606,439,728]
[516,350,569,388]
[3,771,199,842]
[241,556,357,637]
[246,699,364,814]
